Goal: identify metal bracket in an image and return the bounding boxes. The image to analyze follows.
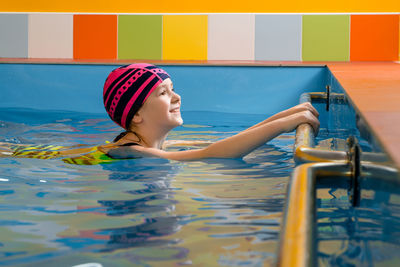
[325,85,331,111]
[347,136,361,207]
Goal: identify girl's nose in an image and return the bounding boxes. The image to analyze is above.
[172,92,181,103]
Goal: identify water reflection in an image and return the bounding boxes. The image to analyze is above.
[317,177,400,266]
[0,110,291,266]
[101,216,182,252]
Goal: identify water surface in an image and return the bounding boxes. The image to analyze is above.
[0,109,294,266]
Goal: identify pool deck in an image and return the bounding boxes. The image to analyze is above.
[1,59,399,168]
[327,62,400,169]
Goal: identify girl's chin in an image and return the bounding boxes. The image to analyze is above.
[175,118,184,126]
[171,114,183,123]
[165,118,183,129]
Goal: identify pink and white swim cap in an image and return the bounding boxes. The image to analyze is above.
[103,63,170,129]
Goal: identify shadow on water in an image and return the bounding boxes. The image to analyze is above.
[99,216,182,252]
[86,158,184,253]
[91,147,290,254]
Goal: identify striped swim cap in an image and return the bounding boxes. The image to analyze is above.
[103,63,171,129]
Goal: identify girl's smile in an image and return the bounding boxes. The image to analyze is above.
[170,107,180,113]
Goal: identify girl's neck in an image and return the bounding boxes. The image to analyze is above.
[123,128,168,149]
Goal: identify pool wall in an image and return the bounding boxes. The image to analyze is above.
[0,63,329,115]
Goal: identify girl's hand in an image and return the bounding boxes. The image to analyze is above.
[290,102,319,118]
[283,110,320,135]
[246,102,319,134]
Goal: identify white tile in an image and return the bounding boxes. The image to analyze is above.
[28,14,73,59]
[255,15,302,61]
[208,14,255,60]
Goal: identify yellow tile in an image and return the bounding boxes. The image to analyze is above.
[163,15,207,60]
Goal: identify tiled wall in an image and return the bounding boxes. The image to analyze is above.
[0,14,399,61]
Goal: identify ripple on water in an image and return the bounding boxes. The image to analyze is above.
[0,110,292,266]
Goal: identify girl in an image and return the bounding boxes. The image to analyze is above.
[1,63,319,163]
[100,63,319,161]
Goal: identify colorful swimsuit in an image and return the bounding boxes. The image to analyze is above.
[6,142,140,165]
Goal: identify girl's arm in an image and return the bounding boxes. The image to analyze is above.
[108,109,319,161]
[162,140,212,149]
[159,103,318,150]
[243,102,319,132]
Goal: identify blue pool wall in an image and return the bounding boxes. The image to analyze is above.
[0,63,329,115]
[326,71,358,132]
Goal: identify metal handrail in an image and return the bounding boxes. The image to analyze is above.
[294,122,387,164]
[277,162,399,267]
[277,91,398,267]
[294,123,347,163]
[294,92,348,163]
[294,92,388,164]
[277,162,350,267]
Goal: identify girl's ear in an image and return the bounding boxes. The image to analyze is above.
[132,113,143,124]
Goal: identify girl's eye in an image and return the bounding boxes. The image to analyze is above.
[160,90,167,95]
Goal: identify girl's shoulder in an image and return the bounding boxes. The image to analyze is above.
[100,142,147,159]
[163,140,212,149]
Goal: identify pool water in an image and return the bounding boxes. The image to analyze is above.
[311,102,400,266]
[316,177,400,266]
[0,108,296,266]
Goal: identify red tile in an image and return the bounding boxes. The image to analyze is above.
[350,15,399,61]
[73,15,117,60]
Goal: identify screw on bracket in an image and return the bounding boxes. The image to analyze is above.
[326,85,331,111]
[347,136,361,207]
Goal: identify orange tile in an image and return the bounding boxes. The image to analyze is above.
[73,15,117,59]
[350,15,399,61]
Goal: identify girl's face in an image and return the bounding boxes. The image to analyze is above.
[135,78,183,130]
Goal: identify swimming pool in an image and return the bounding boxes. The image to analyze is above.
[0,108,296,266]
[0,63,398,266]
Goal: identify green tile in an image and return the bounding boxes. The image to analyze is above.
[302,15,350,61]
[118,15,162,60]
